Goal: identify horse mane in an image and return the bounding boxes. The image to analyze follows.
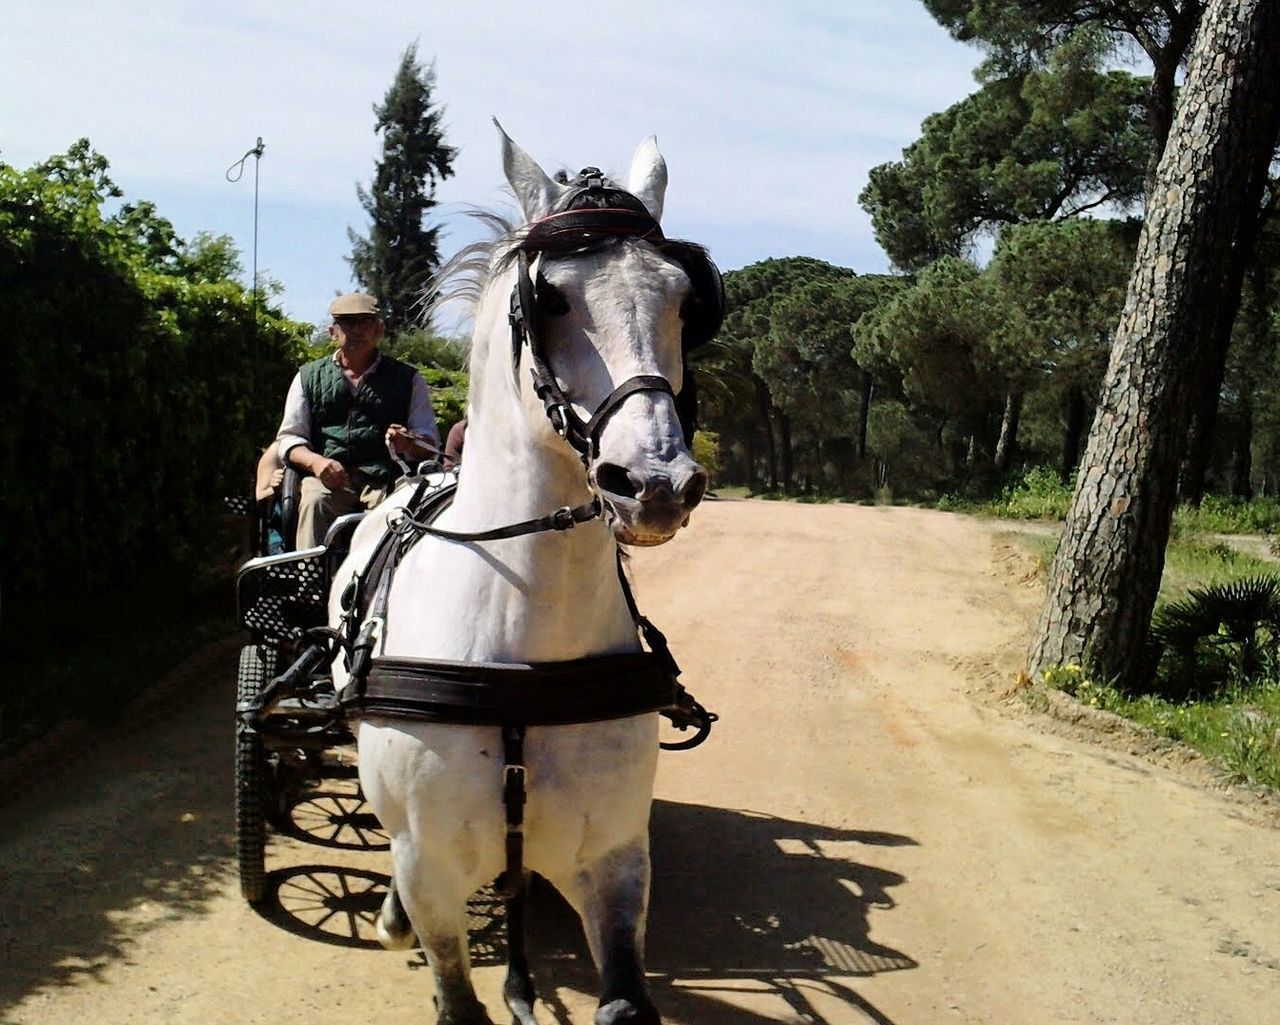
[421,208,522,327]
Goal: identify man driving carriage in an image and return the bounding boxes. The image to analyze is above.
[275,292,439,549]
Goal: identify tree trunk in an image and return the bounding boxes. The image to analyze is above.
[779,411,793,493]
[1231,399,1255,499]
[1060,386,1087,482]
[995,391,1022,473]
[753,376,777,490]
[856,371,874,460]
[1028,0,1280,686]
[1179,188,1274,506]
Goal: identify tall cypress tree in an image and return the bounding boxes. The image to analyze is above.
[348,45,456,332]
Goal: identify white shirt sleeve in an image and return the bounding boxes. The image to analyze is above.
[275,373,312,461]
[407,372,440,445]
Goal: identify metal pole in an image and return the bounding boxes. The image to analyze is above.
[250,136,264,319]
[226,138,266,420]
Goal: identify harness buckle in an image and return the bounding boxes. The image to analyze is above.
[503,763,527,823]
[551,506,575,530]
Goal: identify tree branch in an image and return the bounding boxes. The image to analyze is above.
[1060,189,1123,218]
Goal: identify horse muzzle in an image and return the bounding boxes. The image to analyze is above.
[594,462,707,546]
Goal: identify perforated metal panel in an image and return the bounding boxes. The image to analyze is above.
[237,548,329,643]
[224,494,253,516]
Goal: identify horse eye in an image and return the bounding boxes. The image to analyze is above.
[536,277,570,317]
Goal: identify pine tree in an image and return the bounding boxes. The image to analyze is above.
[1027,0,1280,686]
[348,45,456,331]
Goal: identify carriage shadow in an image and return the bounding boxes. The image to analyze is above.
[257,797,917,1023]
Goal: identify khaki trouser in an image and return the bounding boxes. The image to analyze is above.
[296,470,394,549]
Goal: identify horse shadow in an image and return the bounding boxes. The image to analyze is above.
[532,800,917,1024]
[259,797,917,1024]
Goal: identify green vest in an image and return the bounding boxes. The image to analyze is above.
[300,354,416,480]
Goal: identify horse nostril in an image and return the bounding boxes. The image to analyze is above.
[681,470,708,510]
[595,462,640,499]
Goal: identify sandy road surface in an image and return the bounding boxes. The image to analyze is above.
[2,500,1278,1025]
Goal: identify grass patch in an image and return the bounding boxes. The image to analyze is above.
[1172,495,1280,536]
[1161,540,1276,600]
[1041,665,1280,791]
[708,484,752,500]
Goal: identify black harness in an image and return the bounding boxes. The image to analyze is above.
[331,175,723,909]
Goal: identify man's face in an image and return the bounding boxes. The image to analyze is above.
[329,314,384,347]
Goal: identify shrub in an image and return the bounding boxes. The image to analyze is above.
[1146,576,1280,701]
[692,430,723,485]
[988,465,1074,520]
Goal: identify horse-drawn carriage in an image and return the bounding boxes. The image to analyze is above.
[231,125,722,1025]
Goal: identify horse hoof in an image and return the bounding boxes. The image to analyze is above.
[375,887,417,951]
[595,998,660,1025]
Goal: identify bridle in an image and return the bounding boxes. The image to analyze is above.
[508,168,725,468]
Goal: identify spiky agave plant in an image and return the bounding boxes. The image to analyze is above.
[1146,576,1280,701]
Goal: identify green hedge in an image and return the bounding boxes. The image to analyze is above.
[1,145,312,651]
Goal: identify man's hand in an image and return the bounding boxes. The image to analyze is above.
[386,423,432,457]
[254,467,285,502]
[315,458,349,490]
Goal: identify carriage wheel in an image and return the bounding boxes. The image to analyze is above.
[236,643,278,904]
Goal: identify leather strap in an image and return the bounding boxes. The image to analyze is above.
[582,375,674,440]
[340,651,678,724]
[523,208,661,250]
[393,498,600,543]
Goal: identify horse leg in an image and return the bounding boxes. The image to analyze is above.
[391,842,494,1025]
[375,881,416,951]
[555,839,660,1025]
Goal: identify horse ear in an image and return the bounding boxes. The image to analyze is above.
[627,136,667,223]
[494,118,563,223]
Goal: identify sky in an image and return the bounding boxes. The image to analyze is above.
[2,1,985,328]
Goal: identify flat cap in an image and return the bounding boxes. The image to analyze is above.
[328,292,380,317]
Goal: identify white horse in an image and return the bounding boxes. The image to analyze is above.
[329,123,711,1025]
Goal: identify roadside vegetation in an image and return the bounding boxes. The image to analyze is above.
[1000,503,1280,794]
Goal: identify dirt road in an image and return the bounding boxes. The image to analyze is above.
[2,500,1277,1025]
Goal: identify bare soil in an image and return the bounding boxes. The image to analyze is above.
[2,500,1277,1025]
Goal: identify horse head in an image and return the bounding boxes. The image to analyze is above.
[497,123,720,546]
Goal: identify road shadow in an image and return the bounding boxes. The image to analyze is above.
[0,645,915,1025]
[0,670,238,1014]
[251,797,917,1024]
[532,800,917,1024]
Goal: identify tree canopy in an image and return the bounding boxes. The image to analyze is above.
[348,44,456,331]
[921,1,1207,163]
[860,37,1149,269]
